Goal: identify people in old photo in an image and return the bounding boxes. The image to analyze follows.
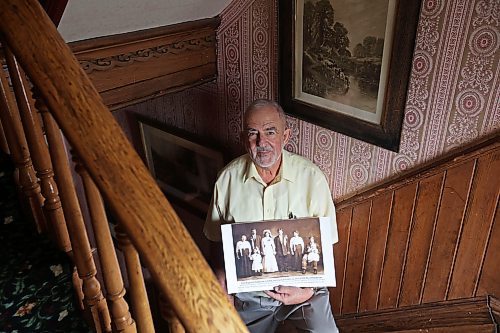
[235,234,252,278]
[274,228,289,272]
[289,230,305,271]
[261,229,278,273]
[302,236,321,274]
[249,228,261,253]
[250,247,263,276]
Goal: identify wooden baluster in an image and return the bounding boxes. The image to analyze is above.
[73,154,137,333]
[159,295,185,333]
[34,95,112,333]
[115,225,155,333]
[0,56,9,155]
[0,117,9,154]
[0,59,46,232]
[4,47,71,252]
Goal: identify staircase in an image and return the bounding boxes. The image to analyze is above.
[0,0,246,332]
[0,0,499,332]
[0,152,91,332]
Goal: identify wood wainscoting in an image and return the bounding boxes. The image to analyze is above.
[330,134,499,332]
[69,18,219,110]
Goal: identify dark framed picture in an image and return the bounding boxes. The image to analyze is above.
[138,119,225,214]
[279,0,422,152]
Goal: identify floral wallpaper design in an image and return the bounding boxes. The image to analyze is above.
[117,0,499,201]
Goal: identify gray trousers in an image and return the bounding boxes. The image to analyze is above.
[234,288,339,333]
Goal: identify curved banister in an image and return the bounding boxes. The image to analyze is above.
[0,1,248,332]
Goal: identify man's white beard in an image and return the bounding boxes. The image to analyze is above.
[252,145,283,168]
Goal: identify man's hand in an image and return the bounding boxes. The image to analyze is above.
[264,286,314,305]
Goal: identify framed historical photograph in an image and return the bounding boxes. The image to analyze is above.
[138,119,225,214]
[279,0,422,152]
[221,217,336,294]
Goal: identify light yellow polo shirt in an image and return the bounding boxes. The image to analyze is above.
[204,150,338,244]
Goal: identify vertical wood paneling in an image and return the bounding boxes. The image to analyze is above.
[378,183,418,309]
[341,201,371,314]
[421,160,475,303]
[330,208,352,315]
[358,192,392,312]
[399,173,444,307]
[448,150,500,299]
[476,201,500,297]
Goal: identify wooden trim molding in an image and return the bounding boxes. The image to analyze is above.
[336,133,500,209]
[69,18,220,110]
[336,296,500,333]
[79,35,215,74]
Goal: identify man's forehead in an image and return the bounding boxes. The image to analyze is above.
[244,106,283,128]
[245,120,279,130]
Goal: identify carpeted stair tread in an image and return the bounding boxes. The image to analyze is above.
[0,153,92,333]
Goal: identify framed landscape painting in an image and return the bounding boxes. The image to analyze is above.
[279,0,422,152]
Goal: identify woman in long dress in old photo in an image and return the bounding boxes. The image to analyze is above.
[289,230,305,271]
[261,229,278,273]
[235,234,252,278]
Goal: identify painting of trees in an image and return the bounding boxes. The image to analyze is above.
[301,0,385,110]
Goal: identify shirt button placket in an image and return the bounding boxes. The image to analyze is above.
[263,187,274,220]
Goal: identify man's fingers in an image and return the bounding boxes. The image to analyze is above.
[264,290,284,301]
[274,285,295,294]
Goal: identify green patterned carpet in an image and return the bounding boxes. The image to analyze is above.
[0,152,92,333]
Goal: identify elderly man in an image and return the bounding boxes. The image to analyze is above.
[204,99,339,333]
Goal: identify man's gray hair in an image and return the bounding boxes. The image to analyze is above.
[244,99,287,127]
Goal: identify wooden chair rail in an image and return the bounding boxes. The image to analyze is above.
[336,296,500,333]
[335,133,500,210]
[0,1,247,332]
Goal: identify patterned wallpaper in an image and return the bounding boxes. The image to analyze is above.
[117,0,499,201]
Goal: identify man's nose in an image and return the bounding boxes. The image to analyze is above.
[256,132,266,145]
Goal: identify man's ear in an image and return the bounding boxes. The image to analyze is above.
[283,128,291,144]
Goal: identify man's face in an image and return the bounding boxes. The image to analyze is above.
[251,229,256,236]
[243,106,290,169]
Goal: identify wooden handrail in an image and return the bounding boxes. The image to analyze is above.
[0,1,247,332]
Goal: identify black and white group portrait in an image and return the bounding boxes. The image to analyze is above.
[231,219,324,280]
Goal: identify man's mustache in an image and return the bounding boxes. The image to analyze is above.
[256,146,273,152]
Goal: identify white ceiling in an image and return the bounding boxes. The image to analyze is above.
[58,0,232,42]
